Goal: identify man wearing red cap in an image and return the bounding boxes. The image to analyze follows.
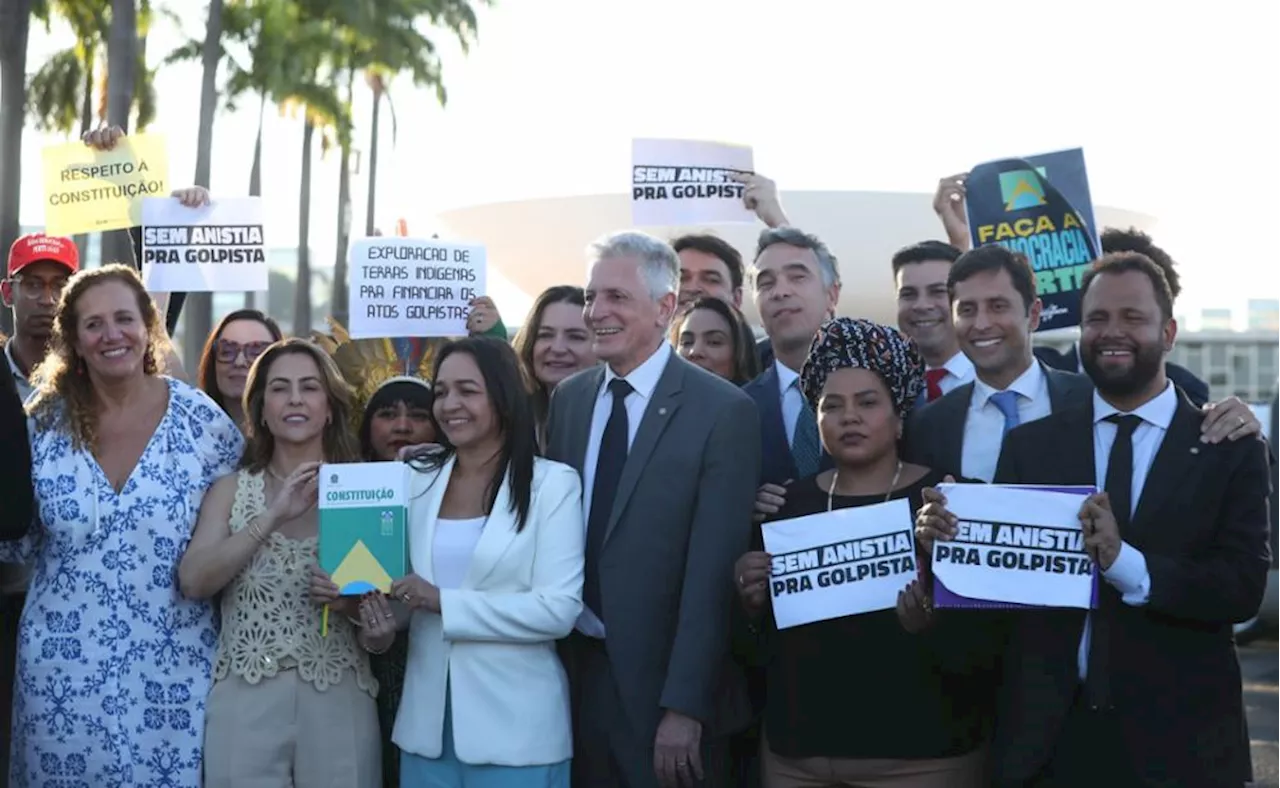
[1,233,80,401]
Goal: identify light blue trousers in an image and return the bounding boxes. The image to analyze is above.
[400,690,570,788]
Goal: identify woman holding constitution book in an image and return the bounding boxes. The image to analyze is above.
[357,336,584,788]
[732,318,990,788]
[178,338,382,787]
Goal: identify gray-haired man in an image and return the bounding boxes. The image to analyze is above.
[546,231,760,788]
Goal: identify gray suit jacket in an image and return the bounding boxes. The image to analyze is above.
[545,352,761,742]
[906,363,1093,476]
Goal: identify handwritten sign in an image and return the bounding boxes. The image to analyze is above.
[141,197,267,293]
[630,139,755,227]
[41,134,170,236]
[761,498,917,629]
[348,237,487,340]
[931,484,1097,609]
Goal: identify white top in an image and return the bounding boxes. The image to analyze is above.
[774,360,804,445]
[4,341,34,404]
[578,340,672,637]
[927,350,976,396]
[432,517,486,590]
[962,361,1052,483]
[1076,382,1174,679]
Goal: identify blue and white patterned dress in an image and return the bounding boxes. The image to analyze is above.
[2,377,242,787]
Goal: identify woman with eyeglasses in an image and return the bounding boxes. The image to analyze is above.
[197,309,284,430]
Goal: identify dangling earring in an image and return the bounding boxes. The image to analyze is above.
[76,356,86,376]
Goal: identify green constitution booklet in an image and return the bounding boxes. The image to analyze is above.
[318,462,410,595]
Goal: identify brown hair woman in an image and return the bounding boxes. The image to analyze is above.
[178,338,380,787]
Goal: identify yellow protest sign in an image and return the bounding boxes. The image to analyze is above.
[41,134,169,236]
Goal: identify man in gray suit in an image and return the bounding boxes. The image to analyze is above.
[545,231,761,788]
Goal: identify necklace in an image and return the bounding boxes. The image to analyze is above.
[827,460,903,513]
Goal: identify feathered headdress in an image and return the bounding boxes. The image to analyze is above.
[311,318,445,421]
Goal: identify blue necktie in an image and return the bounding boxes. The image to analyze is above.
[584,379,633,621]
[989,390,1022,435]
[790,383,821,478]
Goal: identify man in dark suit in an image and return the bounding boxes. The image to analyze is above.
[908,246,1091,480]
[980,252,1271,786]
[546,231,760,788]
[741,227,840,487]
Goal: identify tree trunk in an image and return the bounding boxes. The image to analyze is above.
[0,0,31,337]
[331,141,352,328]
[101,0,138,268]
[183,0,223,366]
[293,119,314,337]
[245,92,265,310]
[365,85,380,236]
[73,51,95,263]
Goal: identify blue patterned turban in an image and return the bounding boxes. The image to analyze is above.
[799,318,925,418]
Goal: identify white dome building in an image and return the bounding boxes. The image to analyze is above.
[435,190,1157,328]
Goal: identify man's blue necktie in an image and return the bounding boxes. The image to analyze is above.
[989,390,1022,435]
[584,378,633,621]
[791,382,822,478]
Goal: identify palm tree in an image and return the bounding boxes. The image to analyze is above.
[328,0,485,324]
[0,0,34,337]
[275,13,350,337]
[100,0,137,268]
[28,1,108,262]
[180,0,224,366]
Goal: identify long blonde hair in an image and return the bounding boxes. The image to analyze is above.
[239,338,362,472]
[26,264,171,449]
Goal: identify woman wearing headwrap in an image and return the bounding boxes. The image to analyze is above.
[731,318,988,788]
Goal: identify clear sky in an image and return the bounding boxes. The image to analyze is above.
[18,0,1280,329]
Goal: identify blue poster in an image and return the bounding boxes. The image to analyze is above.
[964,148,1100,331]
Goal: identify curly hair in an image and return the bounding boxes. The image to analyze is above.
[26,264,171,450]
[239,338,362,473]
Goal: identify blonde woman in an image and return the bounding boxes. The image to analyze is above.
[179,338,381,787]
[5,265,241,786]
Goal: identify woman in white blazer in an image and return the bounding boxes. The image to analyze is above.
[356,337,584,788]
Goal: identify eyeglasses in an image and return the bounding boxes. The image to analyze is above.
[215,339,272,364]
[9,276,68,301]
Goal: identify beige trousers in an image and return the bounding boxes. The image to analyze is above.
[761,732,987,788]
[203,669,381,788]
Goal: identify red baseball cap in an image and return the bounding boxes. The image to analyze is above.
[8,233,79,278]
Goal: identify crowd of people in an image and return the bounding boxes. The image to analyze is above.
[0,127,1272,788]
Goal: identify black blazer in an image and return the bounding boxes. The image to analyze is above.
[905,363,1093,477]
[741,364,832,486]
[1034,343,1210,407]
[0,350,33,541]
[989,392,1272,785]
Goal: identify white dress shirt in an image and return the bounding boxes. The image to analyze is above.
[577,341,673,637]
[432,517,485,591]
[1076,383,1173,679]
[962,362,1052,483]
[929,350,975,397]
[775,360,804,445]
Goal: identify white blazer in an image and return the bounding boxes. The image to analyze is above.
[392,456,584,766]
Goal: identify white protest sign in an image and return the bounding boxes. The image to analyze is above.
[630,138,755,227]
[348,237,487,340]
[761,498,917,630]
[932,484,1094,609]
[140,197,267,293]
